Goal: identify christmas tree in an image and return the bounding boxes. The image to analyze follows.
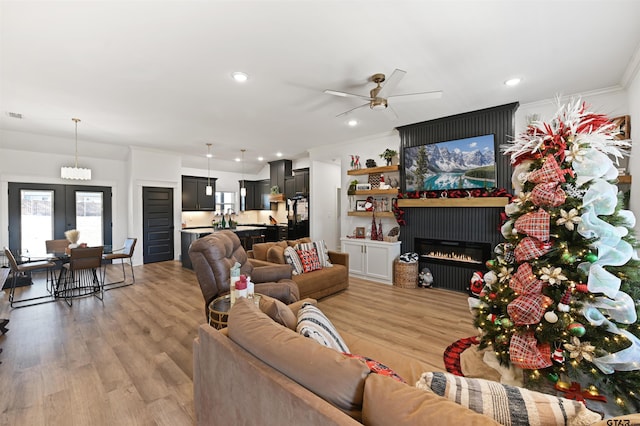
[475,99,640,412]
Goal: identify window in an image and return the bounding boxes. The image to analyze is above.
[215,191,236,214]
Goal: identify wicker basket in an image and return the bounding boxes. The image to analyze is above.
[393,259,418,288]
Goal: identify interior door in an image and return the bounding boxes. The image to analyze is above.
[142,186,174,264]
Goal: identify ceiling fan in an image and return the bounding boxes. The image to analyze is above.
[324,69,442,119]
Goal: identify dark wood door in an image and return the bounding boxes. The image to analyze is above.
[142,186,174,264]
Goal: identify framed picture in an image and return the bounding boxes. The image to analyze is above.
[355,227,365,238]
[355,200,367,211]
[612,115,630,140]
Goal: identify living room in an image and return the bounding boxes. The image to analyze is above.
[2,1,640,424]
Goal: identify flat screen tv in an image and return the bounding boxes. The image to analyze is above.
[404,134,496,191]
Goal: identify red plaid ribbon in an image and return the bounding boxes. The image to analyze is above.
[509,263,543,295]
[527,155,567,184]
[514,209,550,241]
[515,237,552,262]
[510,332,552,369]
[530,182,566,207]
[508,293,553,325]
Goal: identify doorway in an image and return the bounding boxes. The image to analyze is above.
[8,183,112,255]
[142,186,174,264]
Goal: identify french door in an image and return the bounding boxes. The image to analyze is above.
[8,183,112,256]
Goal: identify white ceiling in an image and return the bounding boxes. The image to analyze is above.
[2,0,640,173]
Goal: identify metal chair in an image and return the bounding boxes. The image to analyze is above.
[3,246,56,308]
[57,246,104,306]
[102,238,136,288]
[44,239,69,292]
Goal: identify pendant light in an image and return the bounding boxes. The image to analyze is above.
[205,143,213,196]
[240,149,247,197]
[61,118,92,180]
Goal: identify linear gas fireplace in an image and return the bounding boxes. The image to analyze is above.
[414,238,492,269]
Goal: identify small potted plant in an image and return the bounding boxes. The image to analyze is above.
[347,179,358,195]
[380,148,398,166]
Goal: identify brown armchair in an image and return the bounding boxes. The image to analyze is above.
[189,230,299,321]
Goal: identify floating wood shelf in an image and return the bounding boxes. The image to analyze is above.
[268,193,286,202]
[347,211,396,218]
[618,175,632,184]
[347,165,399,176]
[397,197,510,208]
[352,188,399,196]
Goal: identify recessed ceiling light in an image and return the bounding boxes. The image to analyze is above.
[504,78,521,86]
[276,152,283,157]
[235,157,241,162]
[232,71,248,82]
[348,119,358,127]
[257,156,264,161]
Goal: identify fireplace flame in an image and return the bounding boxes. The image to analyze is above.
[421,251,482,264]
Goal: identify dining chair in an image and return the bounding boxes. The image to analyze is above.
[3,246,56,308]
[44,239,69,292]
[58,246,104,306]
[102,238,137,288]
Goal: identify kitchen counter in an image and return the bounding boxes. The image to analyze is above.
[180,226,268,269]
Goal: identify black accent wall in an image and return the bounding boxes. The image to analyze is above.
[397,102,519,292]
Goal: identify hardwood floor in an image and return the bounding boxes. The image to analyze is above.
[0,261,477,425]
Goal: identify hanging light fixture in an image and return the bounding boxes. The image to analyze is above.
[240,149,246,197]
[205,143,213,196]
[61,118,92,180]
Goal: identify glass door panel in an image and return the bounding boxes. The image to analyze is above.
[20,190,54,255]
[75,191,103,246]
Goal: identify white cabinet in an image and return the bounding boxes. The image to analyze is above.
[340,238,401,284]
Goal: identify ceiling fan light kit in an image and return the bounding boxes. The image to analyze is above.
[324,69,442,118]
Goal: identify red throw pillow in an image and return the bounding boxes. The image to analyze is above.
[342,353,406,383]
[296,247,322,273]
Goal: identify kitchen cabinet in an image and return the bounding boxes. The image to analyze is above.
[340,238,401,284]
[269,159,292,195]
[241,179,272,211]
[182,175,216,211]
[285,168,309,198]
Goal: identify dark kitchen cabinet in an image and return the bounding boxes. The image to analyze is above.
[285,168,309,199]
[241,179,272,210]
[284,176,295,199]
[182,175,216,211]
[269,159,292,195]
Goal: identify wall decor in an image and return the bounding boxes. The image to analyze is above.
[403,134,496,192]
[355,227,365,238]
[355,200,368,211]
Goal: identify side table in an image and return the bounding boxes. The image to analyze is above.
[208,294,261,329]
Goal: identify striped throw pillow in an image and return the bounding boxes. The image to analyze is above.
[416,372,601,426]
[283,246,303,275]
[297,303,350,353]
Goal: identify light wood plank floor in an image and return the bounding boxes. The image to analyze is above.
[0,261,477,425]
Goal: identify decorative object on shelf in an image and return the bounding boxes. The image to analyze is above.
[365,158,377,168]
[368,173,382,189]
[364,196,374,211]
[355,200,367,211]
[350,155,361,170]
[61,118,92,180]
[370,212,378,241]
[347,180,358,196]
[379,148,398,166]
[384,226,400,242]
[355,183,372,191]
[355,227,365,239]
[377,220,383,241]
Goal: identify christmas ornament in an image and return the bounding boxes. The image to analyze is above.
[561,252,575,263]
[485,259,496,268]
[497,266,514,283]
[584,252,598,263]
[486,313,498,323]
[496,334,509,344]
[544,311,559,323]
[552,348,565,363]
[547,372,559,383]
[489,292,497,301]
[564,336,595,362]
[558,288,572,312]
[556,381,571,391]
[568,322,586,337]
[468,271,484,296]
[539,266,567,286]
[556,208,582,231]
[484,270,498,286]
[501,318,513,328]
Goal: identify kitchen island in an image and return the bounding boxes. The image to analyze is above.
[180,226,267,269]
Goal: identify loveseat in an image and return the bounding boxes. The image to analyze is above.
[247,238,349,299]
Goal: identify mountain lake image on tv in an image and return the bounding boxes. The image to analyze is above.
[404,134,496,191]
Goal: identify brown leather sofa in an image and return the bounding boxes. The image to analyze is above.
[248,239,349,299]
[188,231,299,320]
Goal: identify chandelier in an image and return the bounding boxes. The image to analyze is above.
[61,118,92,180]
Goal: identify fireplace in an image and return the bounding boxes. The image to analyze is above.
[414,238,492,269]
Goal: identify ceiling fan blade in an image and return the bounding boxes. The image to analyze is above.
[324,89,373,101]
[335,103,369,117]
[382,105,399,121]
[377,69,407,98]
[388,90,443,102]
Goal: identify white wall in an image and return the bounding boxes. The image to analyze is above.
[308,160,341,250]
[627,68,640,236]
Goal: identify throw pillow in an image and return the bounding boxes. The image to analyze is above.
[258,295,297,330]
[416,372,602,426]
[342,353,406,383]
[283,246,303,275]
[296,247,322,273]
[266,245,285,264]
[297,302,350,353]
[298,240,333,267]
